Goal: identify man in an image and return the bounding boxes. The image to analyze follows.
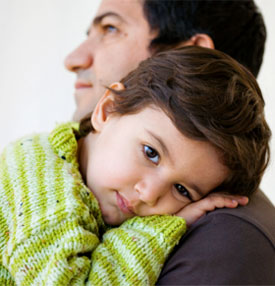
[65,0,275,284]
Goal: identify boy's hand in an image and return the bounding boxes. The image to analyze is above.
[176,194,249,227]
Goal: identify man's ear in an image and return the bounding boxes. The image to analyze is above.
[91,82,125,131]
[180,34,215,49]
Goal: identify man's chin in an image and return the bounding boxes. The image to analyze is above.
[72,108,92,122]
[72,109,82,122]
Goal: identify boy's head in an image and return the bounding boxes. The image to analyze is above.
[79,47,270,217]
[65,0,266,122]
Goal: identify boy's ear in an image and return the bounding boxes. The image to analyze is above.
[91,82,125,131]
[180,33,215,49]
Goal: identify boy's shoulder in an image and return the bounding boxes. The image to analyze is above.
[0,122,79,173]
[0,131,50,165]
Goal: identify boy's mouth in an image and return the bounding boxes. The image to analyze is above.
[116,192,135,215]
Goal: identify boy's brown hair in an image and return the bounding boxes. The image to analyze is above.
[78,46,271,197]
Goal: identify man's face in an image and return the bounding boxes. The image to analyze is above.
[65,0,156,121]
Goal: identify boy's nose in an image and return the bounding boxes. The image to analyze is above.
[135,179,165,207]
[64,39,94,72]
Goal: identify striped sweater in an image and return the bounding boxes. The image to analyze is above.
[0,123,186,286]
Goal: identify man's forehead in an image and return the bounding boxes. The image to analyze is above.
[96,0,144,22]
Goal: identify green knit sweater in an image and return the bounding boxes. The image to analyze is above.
[0,123,186,286]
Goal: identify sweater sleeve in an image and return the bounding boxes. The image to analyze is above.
[87,215,186,286]
[0,130,105,286]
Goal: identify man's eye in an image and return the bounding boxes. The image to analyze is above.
[174,184,192,201]
[143,145,159,164]
[102,24,117,34]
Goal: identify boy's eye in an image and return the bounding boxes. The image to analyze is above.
[174,184,193,201]
[143,145,160,164]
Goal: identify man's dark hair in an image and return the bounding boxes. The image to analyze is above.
[143,0,266,77]
[78,46,271,197]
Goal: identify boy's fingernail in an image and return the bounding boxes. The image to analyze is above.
[238,197,249,204]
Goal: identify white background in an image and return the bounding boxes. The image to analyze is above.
[0,0,274,204]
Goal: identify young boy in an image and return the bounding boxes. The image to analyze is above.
[0,47,270,285]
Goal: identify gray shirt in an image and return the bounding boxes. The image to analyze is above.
[157,190,275,285]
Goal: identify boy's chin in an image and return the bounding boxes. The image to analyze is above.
[103,213,133,226]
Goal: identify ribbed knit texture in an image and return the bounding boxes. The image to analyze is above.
[0,123,186,285]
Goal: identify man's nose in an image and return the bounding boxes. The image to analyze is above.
[135,178,166,207]
[64,39,94,72]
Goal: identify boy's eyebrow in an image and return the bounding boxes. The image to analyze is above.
[146,130,171,161]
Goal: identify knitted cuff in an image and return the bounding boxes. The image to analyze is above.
[86,215,186,286]
[121,215,186,247]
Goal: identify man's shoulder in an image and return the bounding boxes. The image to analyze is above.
[199,190,275,246]
[157,191,275,285]
[180,190,275,252]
